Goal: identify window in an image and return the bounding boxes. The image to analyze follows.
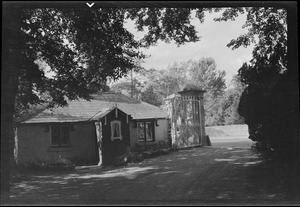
[110,120,122,141]
[51,124,70,147]
[137,121,154,142]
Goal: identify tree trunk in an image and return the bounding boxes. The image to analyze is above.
[1,3,21,203]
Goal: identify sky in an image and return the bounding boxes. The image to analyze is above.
[126,10,254,87]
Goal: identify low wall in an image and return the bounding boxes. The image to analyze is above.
[205,124,249,137]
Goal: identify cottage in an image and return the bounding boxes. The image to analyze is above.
[15,92,169,166]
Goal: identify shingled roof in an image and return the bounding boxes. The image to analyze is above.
[21,92,168,123]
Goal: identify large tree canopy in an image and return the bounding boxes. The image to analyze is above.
[9,6,212,114]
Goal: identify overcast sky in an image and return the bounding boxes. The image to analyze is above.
[126,10,254,86]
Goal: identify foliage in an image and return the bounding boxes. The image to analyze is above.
[219,75,246,125]
[126,8,202,47]
[216,7,299,156]
[110,77,144,100]
[113,141,172,166]
[9,6,232,122]
[156,58,227,126]
[110,57,230,125]
[140,85,162,106]
[183,58,227,126]
[11,7,209,117]
[20,157,75,172]
[110,65,186,106]
[138,58,227,126]
[144,65,187,104]
[17,8,139,108]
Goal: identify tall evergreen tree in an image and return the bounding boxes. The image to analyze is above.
[216,7,299,156]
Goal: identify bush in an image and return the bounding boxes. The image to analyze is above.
[23,156,75,172]
[113,142,173,166]
[142,149,156,158]
[136,153,145,162]
[127,152,144,163]
[113,151,146,166]
[113,154,128,166]
[250,141,274,159]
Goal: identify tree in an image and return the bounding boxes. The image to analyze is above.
[219,75,246,125]
[145,65,187,103]
[110,78,144,100]
[216,7,299,157]
[141,58,226,125]
[2,4,209,200]
[141,85,162,106]
[184,58,227,126]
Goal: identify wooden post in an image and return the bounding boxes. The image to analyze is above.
[198,99,202,145]
[95,121,103,166]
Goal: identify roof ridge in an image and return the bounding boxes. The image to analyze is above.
[88,105,116,121]
[90,92,141,104]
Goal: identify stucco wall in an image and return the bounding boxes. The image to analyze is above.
[129,119,169,150]
[16,123,51,164]
[129,121,138,149]
[155,119,169,143]
[16,122,98,165]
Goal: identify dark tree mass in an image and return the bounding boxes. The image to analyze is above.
[217,7,299,157]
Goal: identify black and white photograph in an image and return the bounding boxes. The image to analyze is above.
[1,1,299,205]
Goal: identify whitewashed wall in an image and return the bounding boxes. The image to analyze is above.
[129,119,169,150]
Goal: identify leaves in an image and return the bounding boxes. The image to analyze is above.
[110,78,143,100]
[217,7,287,71]
[126,8,202,47]
[110,57,228,119]
[13,7,206,118]
[141,85,162,106]
[214,7,245,22]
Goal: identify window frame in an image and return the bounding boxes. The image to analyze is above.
[50,124,71,147]
[110,120,123,141]
[137,120,155,143]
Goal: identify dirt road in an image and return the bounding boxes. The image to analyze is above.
[9,146,299,205]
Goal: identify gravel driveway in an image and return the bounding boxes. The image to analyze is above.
[9,146,300,205]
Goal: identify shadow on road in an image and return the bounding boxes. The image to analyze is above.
[9,147,300,205]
